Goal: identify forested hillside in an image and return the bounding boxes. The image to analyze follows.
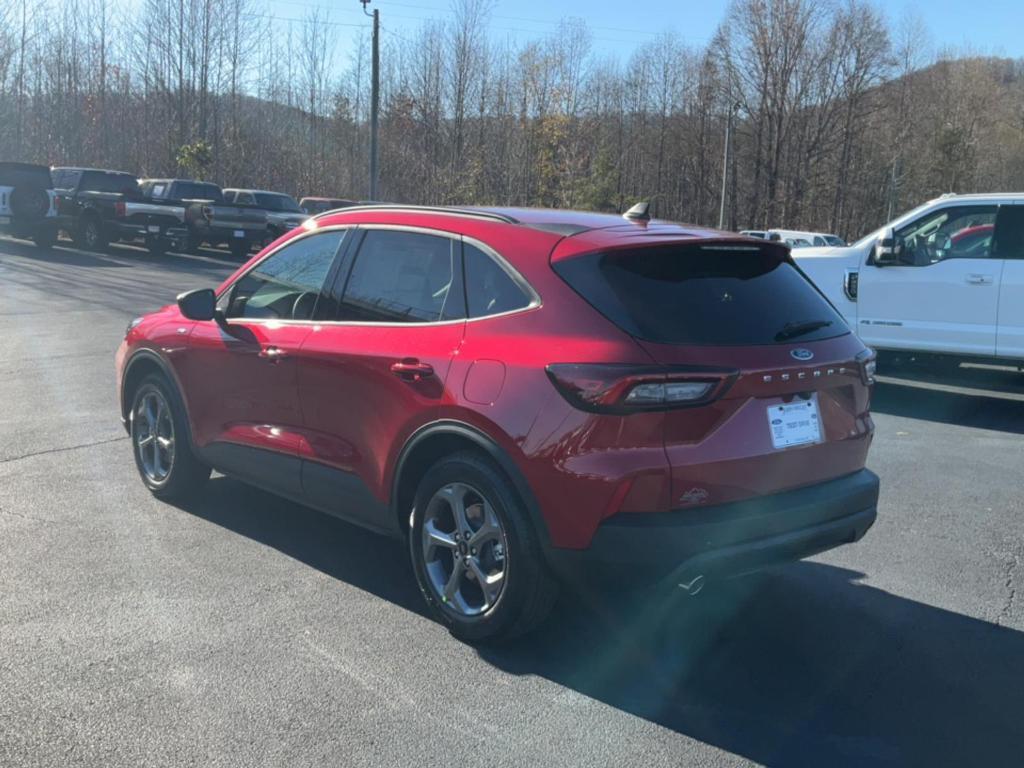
[2,0,1022,240]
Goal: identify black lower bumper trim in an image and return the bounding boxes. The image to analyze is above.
[546,469,879,586]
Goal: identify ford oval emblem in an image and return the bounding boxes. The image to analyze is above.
[790,348,814,361]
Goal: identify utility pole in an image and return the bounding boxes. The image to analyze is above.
[361,0,380,200]
[718,101,741,230]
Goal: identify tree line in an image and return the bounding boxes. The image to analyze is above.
[2,0,1023,240]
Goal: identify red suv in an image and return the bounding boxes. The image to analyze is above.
[116,205,879,640]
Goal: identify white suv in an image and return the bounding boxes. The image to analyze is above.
[792,194,1024,364]
[0,162,58,247]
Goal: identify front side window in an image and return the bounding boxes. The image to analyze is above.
[894,205,998,265]
[337,230,465,323]
[223,230,345,321]
[464,243,532,318]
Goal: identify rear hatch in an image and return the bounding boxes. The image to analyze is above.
[553,238,874,510]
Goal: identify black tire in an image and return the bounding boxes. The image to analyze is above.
[129,374,211,501]
[9,186,48,222]
[147,238,168,257]
[76,215,107,252]
[186,234,204,254]
[229,239,251,260]
[31,226,57,248]
[409,451,557,642]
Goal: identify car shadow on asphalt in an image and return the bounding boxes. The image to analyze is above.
[871,364,1024,434]
[178,476,1024,768]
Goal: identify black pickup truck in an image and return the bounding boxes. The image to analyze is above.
[140,179,267,259]
[0,162,59,247]
[53,168,187,255]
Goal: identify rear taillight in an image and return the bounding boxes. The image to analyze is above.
[545,364,737,414]
[114,201,126,217]
[856,348,877,385]
[202,205,213,221]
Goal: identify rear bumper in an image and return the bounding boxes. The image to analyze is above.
[545,469,879,586]
[107,221,188,244]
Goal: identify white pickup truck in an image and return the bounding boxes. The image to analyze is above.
[792,193,1024,365]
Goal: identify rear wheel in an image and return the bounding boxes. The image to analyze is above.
[130,374,210,500]
[77,216,107,252]
[409,452,557,642]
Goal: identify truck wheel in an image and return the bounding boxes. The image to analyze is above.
[186,235,203,255]
[77,216,107,252]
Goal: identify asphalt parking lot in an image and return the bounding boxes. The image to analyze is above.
[1,236,1022,767]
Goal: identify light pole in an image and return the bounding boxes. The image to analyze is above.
[361,0,380,201]
[718,101,741,230]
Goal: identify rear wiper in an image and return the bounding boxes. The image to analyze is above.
[774,319,833,341]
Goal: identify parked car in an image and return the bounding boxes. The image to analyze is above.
[739,229,767,239]
[116,204,880,641]
[0,162,58,247]
[769,229,846,247]
[792,193,1024,367]
[52,168,188,255]
[299,196,357,215]
[223,188,310,245]
[140,179,266,259]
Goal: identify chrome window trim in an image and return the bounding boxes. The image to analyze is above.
[215,222,541,328]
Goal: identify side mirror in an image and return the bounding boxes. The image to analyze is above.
[177,288,217,321]
[873,227,900,266]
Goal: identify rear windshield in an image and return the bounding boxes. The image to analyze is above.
[80,171,141,198]
[255,193,302,212]
[174,182,223,202]
[0,163,52,188]
[553,244,848,346]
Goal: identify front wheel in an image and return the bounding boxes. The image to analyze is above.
[409,452,557,642]
[130,374,210,500]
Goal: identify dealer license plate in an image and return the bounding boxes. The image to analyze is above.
[147,225,160,233]
[767,395,822,449]
[233,229,244,237]
[0,216,10,225]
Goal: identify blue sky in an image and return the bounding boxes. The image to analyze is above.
[267,0,1024,66]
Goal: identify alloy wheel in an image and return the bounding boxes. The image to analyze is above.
[134,389,175,483]
[421,482,508,617]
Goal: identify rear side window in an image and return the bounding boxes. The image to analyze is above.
[464,243,532,318]
[554,244,848,346]
[337,230,465,323]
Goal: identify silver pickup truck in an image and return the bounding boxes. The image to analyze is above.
[140,179,267,259]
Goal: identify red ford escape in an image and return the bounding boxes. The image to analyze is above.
[116,204,879,641]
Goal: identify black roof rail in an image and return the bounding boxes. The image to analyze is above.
[311,203,520,225]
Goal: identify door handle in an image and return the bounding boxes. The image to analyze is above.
[258,346,287,362]
[390,359,434,380]
[965,274,994,285]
